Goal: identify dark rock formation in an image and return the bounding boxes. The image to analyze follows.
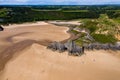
[65,41,84,56]
[47,40,84,56]
[47,41,120,57]
[0,25,4,31]
[47,41,58,51]
[47,41,67,52]
[84,42,120,51]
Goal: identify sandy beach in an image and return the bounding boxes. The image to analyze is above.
[0,22,120,80]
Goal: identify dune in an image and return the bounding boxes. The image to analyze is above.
[116,35,120,40]
[0,22,120,80]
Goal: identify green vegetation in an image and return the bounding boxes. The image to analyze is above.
[80,19,98,33]
[113,18,120,23]
[75,36,91,46]
[71,30,79,35]
[75,39,84,46]
[0,7,99,24]
[92,34,117,44]
[0,8,8,17]
[62,10,88,12]
[74,14,119,44]
[106,10,120,18]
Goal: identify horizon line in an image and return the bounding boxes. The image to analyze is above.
[0,4,120,6]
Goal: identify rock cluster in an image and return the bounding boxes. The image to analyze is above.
[47,41,84,56]
[47,41,120,56]
[84,43,120,50]
[0,25,4,31]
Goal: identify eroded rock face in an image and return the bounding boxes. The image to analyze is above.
[0,26,4,31]
[47,41,84,56]
[83,43,120,50]
[47,41,67,52]
[48,40,120,56]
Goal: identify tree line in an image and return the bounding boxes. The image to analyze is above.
[0,5,120,24]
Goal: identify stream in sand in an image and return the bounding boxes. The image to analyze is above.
[0,21,120,80]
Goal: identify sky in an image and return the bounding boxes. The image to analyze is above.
[0,0,120,5]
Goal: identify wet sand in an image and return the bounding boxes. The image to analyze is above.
[0,22,120,80]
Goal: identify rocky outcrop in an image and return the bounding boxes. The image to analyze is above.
[47,41,120,57]
[64,41,84,55]
[0,25,4,31]
[83,43,120,50]
[47,41,84,56]
[47,41,67,52]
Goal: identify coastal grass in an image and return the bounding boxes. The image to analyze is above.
[74,14,119,44]
[92,34,117,44]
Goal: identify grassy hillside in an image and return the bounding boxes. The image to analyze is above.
[74,14,119,45]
